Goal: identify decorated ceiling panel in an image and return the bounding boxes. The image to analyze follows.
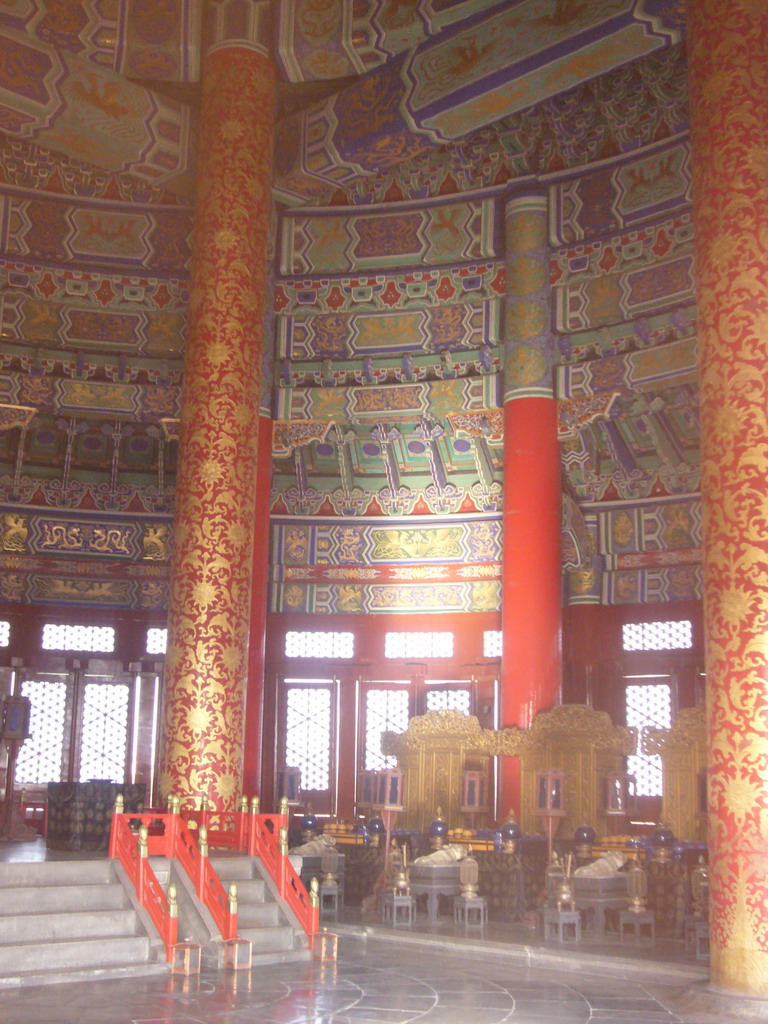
[276,0,505,81]
[280,196,496,274]
[0,25,195,193]
[0,0,202,82]
[278,301,498,361]
[275,260,503,314]
[0,1,704,611]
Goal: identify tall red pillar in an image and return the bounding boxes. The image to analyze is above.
[500,194,562,815]
[159,7,276,812]
[242,413,272,796]
[688,0,768,996]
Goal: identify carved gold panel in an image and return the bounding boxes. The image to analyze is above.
[644,705,706,841]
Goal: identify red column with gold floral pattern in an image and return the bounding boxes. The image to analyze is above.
[243,414,272,796]
[688,0,768,996]
[158,37,275,812]
[500,194,562,816]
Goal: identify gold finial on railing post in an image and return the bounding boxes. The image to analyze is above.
[279,826,289,856]
[167,882,178,918]
[228,882,238,916]
[138,824,149,858]
[250,795,260,814]
[200,794,209,812]
[279,796,289,816]
[199,825,209,858]
[309,877,319,909]
[239,795,248,813]
[114,793,124,815]
[169,793,181,814]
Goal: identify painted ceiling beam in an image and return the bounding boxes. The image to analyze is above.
[0,0,202,82]
[273,0,684,202]
[276,0,506,81]
[0,25,195,195]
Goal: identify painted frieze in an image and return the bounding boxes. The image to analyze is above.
[280,197,495,274]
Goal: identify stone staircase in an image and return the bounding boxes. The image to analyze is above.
[210,854,310,965]
[0,859,168,989]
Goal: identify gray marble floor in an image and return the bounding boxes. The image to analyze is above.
[0,938,756,1024]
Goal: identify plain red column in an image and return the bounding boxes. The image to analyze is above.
[688,0,768,996]
[159,6,276,812]
[499,194,562,816]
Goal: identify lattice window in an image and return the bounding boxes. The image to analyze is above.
[483,630,502,658]
[626,682,672,797]
[285,631,354,659]
[0,620,9,647]
[146,628,167,655]
[384,631,454,659]
[78,682,130,783]
[15,680,68,785]
[622,620,692,652]
[364,688,410,770]
[285,686,332,791]
[42,623,115,653]
[426,688,471,715]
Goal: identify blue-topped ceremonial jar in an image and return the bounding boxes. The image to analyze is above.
[429,808,449,849]
[500,813,522,854]
[367,816,385,847]
[574,823,596,858]
[651,822,675,862]
[300,811,319,841]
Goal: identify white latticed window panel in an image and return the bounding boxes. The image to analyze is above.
[15,680,68,785]
[627,753,664,798]
[146,628,167,655]
[42,623,115,653]
[285,686,331,791]
[622,620,692,651]
[364,688,410,770]
[483,630,502,658]
[384,631,454,659]
[426,689,471,715]
[285,631,354,659]
[0,620,10,647]
[78,683,130,783]
[626,682,672,797]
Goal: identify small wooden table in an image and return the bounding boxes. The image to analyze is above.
[573,874,627,939]
[409,863,462,922]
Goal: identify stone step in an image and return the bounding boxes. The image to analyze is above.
[238,924,295,953]
[250,948,311,967]
[0,882,129,916]
[226,878,266,902]
[0,935,155,976]
[0,962,170,991]
[0,859,115,888]
[210,856,257,880]
[0,908,140,943]
[237,901,280,928]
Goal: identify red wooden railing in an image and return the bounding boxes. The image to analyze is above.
[178,799,320,947]
[110,810,236,947]
[110,798,319,953]
[109,814,178,960]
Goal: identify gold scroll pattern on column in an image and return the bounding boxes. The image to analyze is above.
[688,0,768,995]
[159,44,276,813]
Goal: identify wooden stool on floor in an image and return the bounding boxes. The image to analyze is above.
[685,915,709,955]
[453,895,487,927]
[543,908,581,943]
[380,891,415,926]
[619,909,655,945]
[320,884,340,920]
